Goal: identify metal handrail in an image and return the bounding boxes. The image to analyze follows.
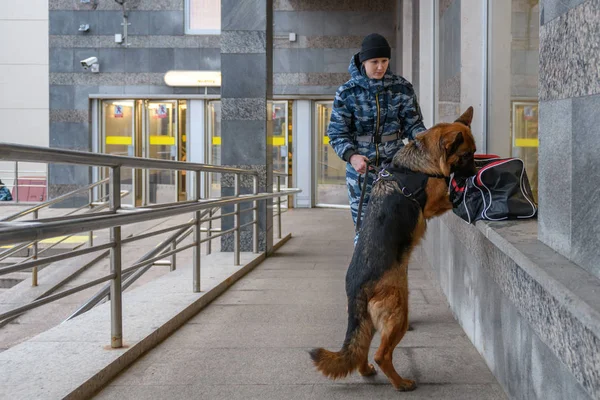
[0,143,300,349]
[65,219,197,321]
[1,178,110,222]
[0,192,296,246]
[3,190,129,267]
[0,185,127,287]
[0,143,256,175]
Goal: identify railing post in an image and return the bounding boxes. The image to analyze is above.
[170,241,177,272]
[88,187,94,247]
[14,161,18,203]
[193,170,201,292]
[109,166,123,348]
[277,175,282,239]
[206,171,212,255]
[253,175,258,254]
[234,173,240,266]
[31,210,38,286]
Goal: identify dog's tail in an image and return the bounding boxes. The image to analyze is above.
[309,296,373,379]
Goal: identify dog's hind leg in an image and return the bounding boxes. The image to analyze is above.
[370,287,416,391]
[358,358,377,377]
[354,314,376,377]
[374,314,415,391]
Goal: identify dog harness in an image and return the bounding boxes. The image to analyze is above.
[355,163,449,232]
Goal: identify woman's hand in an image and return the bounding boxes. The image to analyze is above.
[350,154,370,174]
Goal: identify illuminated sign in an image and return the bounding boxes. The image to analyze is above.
[164,70,221,87]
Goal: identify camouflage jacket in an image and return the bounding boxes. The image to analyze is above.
[0,186,12,201]
[327,53,426,166]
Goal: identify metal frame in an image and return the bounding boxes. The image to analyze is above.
[313,100,349,209]
[0,143,299,348]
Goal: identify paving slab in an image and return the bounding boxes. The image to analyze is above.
[95,209,506,399]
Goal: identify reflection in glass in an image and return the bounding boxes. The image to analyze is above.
[272,101,290,190]
[102,100,134,205]
[207,100,221,199]
[509,1,539,201]
[315,101,348,206]
[178,101,187,201]
[147,101,178,204]
[512,102,538,200]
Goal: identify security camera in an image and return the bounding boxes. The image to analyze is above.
[80,57,98,69]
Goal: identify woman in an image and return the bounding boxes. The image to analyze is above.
[327,33,426,239]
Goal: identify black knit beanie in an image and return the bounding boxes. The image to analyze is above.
[359,33,391,63]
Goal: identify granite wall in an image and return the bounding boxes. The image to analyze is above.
[49,0,399,203]
[272,0,396,95]
[420,215,597,400]
[538,0,600,278]
[48,0,219,203]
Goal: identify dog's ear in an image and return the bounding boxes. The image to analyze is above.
[455,106,474,127]
[441,131,465,156]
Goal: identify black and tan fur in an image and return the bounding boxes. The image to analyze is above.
[310,107,478,391]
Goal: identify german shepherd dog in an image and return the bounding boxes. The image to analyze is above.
[310,107,478,391]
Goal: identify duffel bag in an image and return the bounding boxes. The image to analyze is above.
[449,155,537,223]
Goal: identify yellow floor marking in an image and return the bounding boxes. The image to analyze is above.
[1,235,95,248]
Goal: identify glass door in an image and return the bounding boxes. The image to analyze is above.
[177,101,188,201]
[101,100,135,206]
[206,100,221,199]
[272,101,291,190]
[100,99,188,206]
[511,101,538,200]
[314,101,348,207]
[145,100,178,204]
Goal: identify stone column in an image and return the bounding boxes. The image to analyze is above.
[538,0,600,278]
[220,0,274,253]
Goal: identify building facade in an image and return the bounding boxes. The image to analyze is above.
[46,0,399,209]
[2,1,598,397]
[1,1,49,202]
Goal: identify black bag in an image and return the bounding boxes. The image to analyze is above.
[449,155,537,223]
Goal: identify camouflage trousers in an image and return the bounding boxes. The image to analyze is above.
[346,164,376,243]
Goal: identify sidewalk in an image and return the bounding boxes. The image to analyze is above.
[95,209,506,399]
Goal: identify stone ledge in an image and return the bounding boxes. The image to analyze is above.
[437,213,600,398]
[475,219,600,336]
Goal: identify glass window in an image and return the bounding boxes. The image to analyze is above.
[272,101,291,190]
[315,101,348,207]
[101,100,135,206]
[509,1,539,200]
[488,0,539,200]
[207,100,221,199]
[186,0,220,35]
[437,0,462,123]
[147,101,178,204]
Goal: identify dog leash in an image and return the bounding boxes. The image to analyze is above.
[355,160,386,233]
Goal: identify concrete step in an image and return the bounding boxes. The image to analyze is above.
[0,215,201,350]
[0,273,28,289]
